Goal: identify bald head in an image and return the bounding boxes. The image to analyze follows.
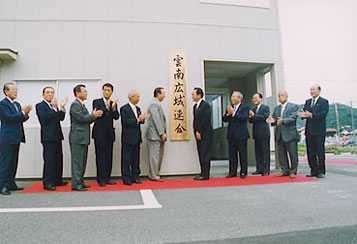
[310,84,321,98]
[128,90,140,105]
[278,90,288,104]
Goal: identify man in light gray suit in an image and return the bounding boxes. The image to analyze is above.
[145,87,167,182]
[69,84,103,191]
[266,91,299,178]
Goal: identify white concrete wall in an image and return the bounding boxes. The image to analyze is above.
[0,0,283,178]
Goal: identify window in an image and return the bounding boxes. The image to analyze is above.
[15,79,101,127]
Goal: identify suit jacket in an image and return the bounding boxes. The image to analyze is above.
[249,104,270,139]
[145,98,166,141]
[92,98,120,142]
[36,101,65,143]
[303,97,329,136]
[120,103,144,145]
[0,98,28,144]
[222,103,250,140]
[193,100,213,136]
[69,99,95,145]
[271,102,299,142]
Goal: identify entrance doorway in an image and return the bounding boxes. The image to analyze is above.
[204,61,276,167]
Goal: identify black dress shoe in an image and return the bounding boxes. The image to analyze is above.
[316,174,325,178]
[252,171,262,175]
[44,185,56,191]
[261,173,270,176]
[72,186,87,191]
[123,182,132,186]
[106,180,116,185]
[9,186,24,191]
[132,179,142,184]
[225,174,237,178]
[0,187,11,195]
[240,174,247,179]
[56,181,68,186]
[98,182,106,187]
[306,174,317,177]
[83,185,91,188]
[194,176,209,180]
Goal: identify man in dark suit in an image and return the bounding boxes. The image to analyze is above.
[92,83,120,187]
[267,91,299,178]
[69,84,103,191]
[120,90,150,186]
[298,84,329,178]
[223,91,250,179]
[0,83,31,195]
[249,93,271,176]
[192,87,213,180]
[36,87,68,191]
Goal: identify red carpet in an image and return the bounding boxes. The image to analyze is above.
[20,175,317,194]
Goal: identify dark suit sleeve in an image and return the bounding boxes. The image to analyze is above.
[301,100,309,120]
[137,107,145,125]
[303,99,309,111]
[250,106,270,122]
[231,105,249,123]
[223,105,249,123]
[120,106,138,127]
[197,103,211,134]
[270,107,278,126]
[92,99,101,122]
[110,105,120,120]
[311,99,329,121]
[36,103,62,124]
[70,102,95,124]
[222,110,230,122]
[0,102,27,124]
[59,110,65,121]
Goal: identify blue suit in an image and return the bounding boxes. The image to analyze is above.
[0,97,28,189]
[222,103,250,176]
[36,100,66,187]
[303,97,329,175]
[249,104,271,174]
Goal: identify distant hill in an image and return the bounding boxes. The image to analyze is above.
[296,103,357,131]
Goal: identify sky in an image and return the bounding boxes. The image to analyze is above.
[277,0,357,106]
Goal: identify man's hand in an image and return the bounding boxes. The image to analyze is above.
[249,110,255,118]
[195,131,201,140]
[298,110,312,118]
[22,105,32,116]
[52,97,58,110]
[93,108,103,118]
[227,105,234,115]
[138,113,150,123]
[111,99,118,111]
[60,97,68,109]
[161,133,167,141]
[277,117,284,125]
[266,117,275,124]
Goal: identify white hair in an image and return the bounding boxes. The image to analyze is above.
[232,91,243,99]
[278,90,288,97]
[128,90,139,99]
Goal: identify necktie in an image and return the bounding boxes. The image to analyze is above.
[312,99,316,107]
[13,102,19,112]
[256,106,260,113]
[280,105,285,117]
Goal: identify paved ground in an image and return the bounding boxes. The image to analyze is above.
[0,154,356,244]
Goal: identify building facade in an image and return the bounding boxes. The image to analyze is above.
[0,0,284,178]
